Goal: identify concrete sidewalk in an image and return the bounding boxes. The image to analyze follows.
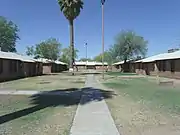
[0,90,79,96]
[70,74,120,135]
[0,90,39,95]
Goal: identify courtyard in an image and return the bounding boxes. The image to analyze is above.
[97,72,180,135]
[1,71,180,135]
[0,72,86,135]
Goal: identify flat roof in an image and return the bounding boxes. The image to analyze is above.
[135,50,180,63]
[0,51,35,62]
[55,60,67,65]
[75,61,108,66]
[112,60,130,65]
[36,58,53,63]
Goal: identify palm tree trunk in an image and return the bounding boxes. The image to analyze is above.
[69,19,74,75]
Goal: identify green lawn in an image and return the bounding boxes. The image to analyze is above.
[104,77,180,114]
[0,72,85,91]
[106,71,137,76]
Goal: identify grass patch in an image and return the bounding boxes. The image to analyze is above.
[99,75,180,135]
[104,78,180,114]
[0,73,85,91]
[0,94,78,135]
[106,71,137,76]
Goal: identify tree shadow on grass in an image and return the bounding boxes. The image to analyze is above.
[42,73,60,76]
[0,87,115,124]
[64,72,102,76]
[77,72,101,75]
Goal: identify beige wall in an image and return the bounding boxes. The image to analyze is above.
[95,65,108,70]
[76,65,86,69]
[43,66,51,74]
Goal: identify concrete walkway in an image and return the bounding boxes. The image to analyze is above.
[0,90,39,95]
[70,74,120,135]
[0,90,77,96]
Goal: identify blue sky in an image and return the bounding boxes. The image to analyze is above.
[1,0,180,59]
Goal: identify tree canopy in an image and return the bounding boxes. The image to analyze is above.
[0,16,19,52]
[26,38,61,61]
[79,58,93,62]
[94,51,113,65]
[26,46,35,56]
[111,30,148,62]
[58,0,83,21]
[59,46,79,64]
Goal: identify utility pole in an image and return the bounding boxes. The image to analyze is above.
[85,43,88,69]
[101,0,105,79]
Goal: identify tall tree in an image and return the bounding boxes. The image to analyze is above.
[59,47,79,64]
[26,46,34,56]
[0,16,19,52]
[58,0,83,74]
[34,38,61,60]
[108,44,122,62]
[94,54,102,62]
[112,30,148,71]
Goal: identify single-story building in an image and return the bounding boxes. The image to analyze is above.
[0,51,43,82]
[37,58,68,74]
[36,58,52,75]
[95,62,108,70]
[112,60,135,72]
[74,61,86,70]
[75,61,108,70]
[86,61,96,69]
[134,50,180,79]
[52,61,68,73]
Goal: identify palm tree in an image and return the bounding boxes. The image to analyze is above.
[58,0,83,75]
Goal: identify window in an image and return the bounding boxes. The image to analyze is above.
[162,61,166,72]
[9,60,17,73]
[137,63,141,69]
[170,60,175,72]
[156,61,164,71]
[14,61,17,72]
[158,61,164,71]
[9,61,12,72]
[142,63,145,70]
[18,61,23,70]
[0,59,3,74]
[157,61,161,71]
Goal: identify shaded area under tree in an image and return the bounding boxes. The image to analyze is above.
[0,87,115,124]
